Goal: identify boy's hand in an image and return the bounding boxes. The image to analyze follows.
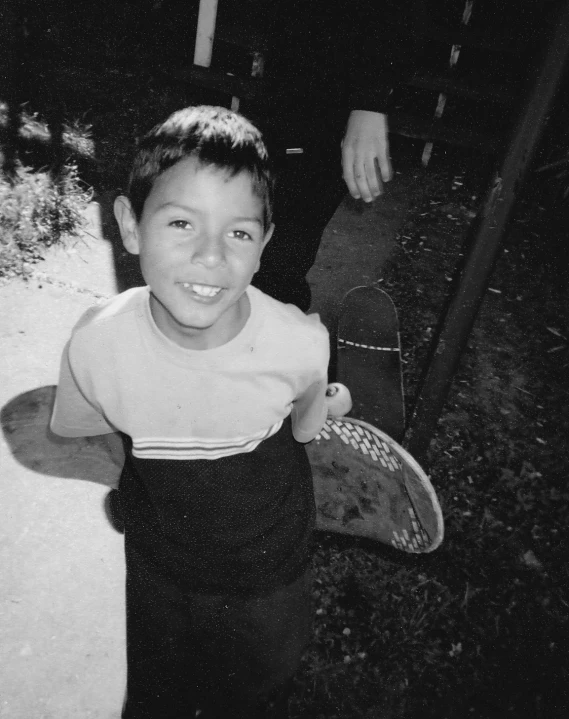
[326,383,353,418]
[341,111,393,203]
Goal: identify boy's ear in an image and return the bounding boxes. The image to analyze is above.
[262,222,275,249]
[114,196,141,255]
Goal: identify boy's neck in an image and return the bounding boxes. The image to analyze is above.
[148,289,251,351]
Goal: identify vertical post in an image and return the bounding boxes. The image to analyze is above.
[404,0,569,461]
[192,0,242,111]
[193,0,218,67]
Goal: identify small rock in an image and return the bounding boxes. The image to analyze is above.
[521,550,543,571]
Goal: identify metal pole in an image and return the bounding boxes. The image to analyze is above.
[193,0,218,67]
[192,0,241,111]
[404,0,569,461]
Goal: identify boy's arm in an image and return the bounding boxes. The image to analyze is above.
[50,339,118,438]
[290,315,331,443]
[291,376,328,444]
[292,379,354,444]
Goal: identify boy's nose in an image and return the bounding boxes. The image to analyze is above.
[192,233,225,267]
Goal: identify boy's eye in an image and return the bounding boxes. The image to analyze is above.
[230,230,253,241]
[169,220,192,229]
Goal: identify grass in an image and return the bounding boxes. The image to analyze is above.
[0,103,94,279]
[290,158,569,718]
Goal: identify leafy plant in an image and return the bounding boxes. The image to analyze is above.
[0,162,92,278]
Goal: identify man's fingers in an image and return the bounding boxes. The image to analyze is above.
[348,154,382,202]
[341,111,393,200]
[376,152,394,183]
[341,145,361,199]
[342,145,378,201]
[342,142,392,201]
[343,160,380,202]
[365,158,382,200]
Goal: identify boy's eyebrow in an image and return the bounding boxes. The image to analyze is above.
[156,202,263,225]
[233,216,264,227]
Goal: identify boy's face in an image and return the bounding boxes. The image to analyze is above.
[115,157,273,349]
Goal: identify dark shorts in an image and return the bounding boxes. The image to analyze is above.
[119,417,315,594]
[118,418,316,717]
[122,540,313,719]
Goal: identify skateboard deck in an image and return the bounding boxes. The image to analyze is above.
[306,416,443,552]
[2,386,443,552]
[336,285,405,442]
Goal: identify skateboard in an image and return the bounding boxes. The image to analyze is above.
[304,284,443,553]
[336,285,405,443]
[306,416,443,553]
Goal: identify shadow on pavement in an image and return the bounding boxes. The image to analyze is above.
[1,385,122,488]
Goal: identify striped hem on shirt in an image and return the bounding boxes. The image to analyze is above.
[131,419,284,460]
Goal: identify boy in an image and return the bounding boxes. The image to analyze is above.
[50,106,341,718]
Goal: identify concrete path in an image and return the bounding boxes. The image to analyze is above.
[0,172,416,718]
[0,203,126,719]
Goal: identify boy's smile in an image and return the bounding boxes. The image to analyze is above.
[115,157,273,349]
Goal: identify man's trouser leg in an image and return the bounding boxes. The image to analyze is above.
[253,133,346,311]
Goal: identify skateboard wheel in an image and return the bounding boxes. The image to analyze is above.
[326,383,352,417]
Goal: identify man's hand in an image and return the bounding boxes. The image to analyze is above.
[341,110,393,202]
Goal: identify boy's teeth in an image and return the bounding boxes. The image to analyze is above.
[183,283,221,297]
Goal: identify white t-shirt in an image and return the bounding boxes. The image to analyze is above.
[51,285,329,458]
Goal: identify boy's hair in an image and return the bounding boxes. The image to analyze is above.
[127,106,274,229]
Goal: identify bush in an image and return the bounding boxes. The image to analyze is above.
[0,163,92,279]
